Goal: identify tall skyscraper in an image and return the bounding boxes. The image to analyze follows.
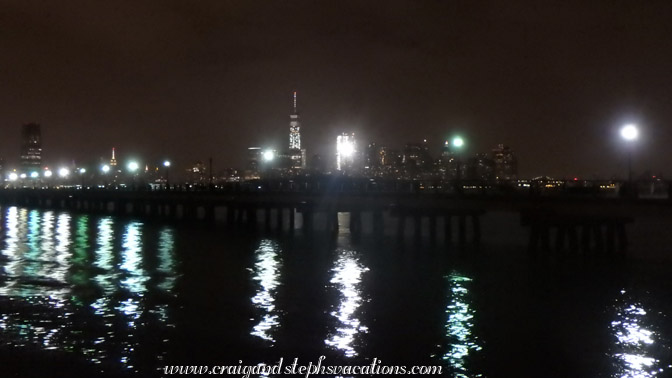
[110,147,118,166]
[288,91,306,169]
[289,91,300,150]
[336,132,357,172]
[492,144,518,181]
[20,123,42,170]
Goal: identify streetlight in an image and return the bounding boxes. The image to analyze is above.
[127,161,139,172]
[620,124,638,185]
[79,168,87,188]
[8,172,18,181]
[127,161,139,190]
[44,170,53,178]
[451,136,465,194]
[59,167,70,178]
[101,164,111,188]
[262,150,275,162]
[163,160,171,189]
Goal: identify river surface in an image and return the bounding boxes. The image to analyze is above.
[0,205,671,377]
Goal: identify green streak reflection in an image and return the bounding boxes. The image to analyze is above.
[156,227,177,292]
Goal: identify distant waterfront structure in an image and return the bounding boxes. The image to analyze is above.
[336,132,357,172]
[20,123,42,170]
[110,148,117,167]
[492,144,517,181]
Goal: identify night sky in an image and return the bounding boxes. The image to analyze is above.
[2,0,672,178]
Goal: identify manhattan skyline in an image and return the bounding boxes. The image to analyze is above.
[2,1,672,178]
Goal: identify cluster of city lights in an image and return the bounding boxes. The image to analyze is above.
[5,160,172,182]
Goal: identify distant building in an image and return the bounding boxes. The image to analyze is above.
[288,91,306,169]
[245,147,262,180]
[402,141,431,168]
[465,153,495,181]
[336,132,357,172]
[492,144,518,181]
[187,161,208,184]
[20,123,42,170]
[110,147,117,167]
[289,91,301,150]
[308,154,327,173]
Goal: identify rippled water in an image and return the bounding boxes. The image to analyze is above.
[0,206,671,377]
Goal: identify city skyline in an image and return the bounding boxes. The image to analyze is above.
[2,1,672,178]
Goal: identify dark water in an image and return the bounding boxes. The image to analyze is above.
[0,206,671,377]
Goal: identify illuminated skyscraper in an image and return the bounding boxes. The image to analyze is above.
[336,133,357,172]
[287,91,306,169]
[289,91,300,150]
[110,147,117,166]
[20,123,42,169]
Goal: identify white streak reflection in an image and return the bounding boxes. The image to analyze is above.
[324,249,369,358]
[94,218,116,295]
[1,207,22,285]
[610,290,665,378]
[250,239,282,343]
[443,273,482,378]
[0,207,178,374]
[119,222,148,294]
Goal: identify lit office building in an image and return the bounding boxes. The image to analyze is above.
[20,123,42,170]
[336,133,357,172]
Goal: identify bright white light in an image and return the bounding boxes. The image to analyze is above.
[19,173,27,179]
[79,168,86,174]
[621,124,639,141]
[101,165,110,173]
[8,172,18,181]
[262,150,275,162]
[340,142,354,157]
[44,170,53,178]
[127,161,139,172]
[453,137,465,148]
[30,171,39,178]
[336,133,357,171]
[58,168,70,178]
[163,160,171,167]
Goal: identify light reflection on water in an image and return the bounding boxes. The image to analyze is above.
[250,239,283,343]
[610,290,667,378]
[324,247,370,358]
[443,272,482,378]
[0,206,179,373]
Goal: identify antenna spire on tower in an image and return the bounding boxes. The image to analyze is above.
[293,91,297,113]
[110,147,117,166]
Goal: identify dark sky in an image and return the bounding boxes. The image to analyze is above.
[2,0,672,178]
